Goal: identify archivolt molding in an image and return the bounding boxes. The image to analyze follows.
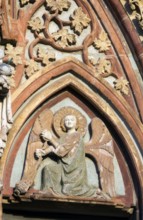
[106,0,143,68]
[0,0,143,217]
[0,0,142,175]
[11,58,143,149]
[1,73,143,203]
[0,0,142,122]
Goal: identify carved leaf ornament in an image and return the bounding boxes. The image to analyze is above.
[96,59,112,76]
[52,29,76,48]
[37,48,56,65]
[90,31,112,77]
[28,17,45,32]
[46,0,71,12]
[114,77,129,95]
[71,7,91,34]
[2,0,129,97]
[5,44,23,65]
[24,3,91,78]
[90,58,112,77]
[25,59,40,77]
[94,31,111,52]
[20,0,30,5]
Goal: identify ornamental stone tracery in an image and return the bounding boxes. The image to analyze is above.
[0,0,131,96]
[0,1,143,219]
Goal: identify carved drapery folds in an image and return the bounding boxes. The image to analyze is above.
[14,107,115,200]
[0,44,23,157]
[0,49,14,158]
[0,0,143,219]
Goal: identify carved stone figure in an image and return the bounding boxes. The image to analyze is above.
[35,113,98,197]
[14,107,116,200]
[0,49,13,157]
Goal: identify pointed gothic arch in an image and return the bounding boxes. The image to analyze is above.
[1,69,142,216]
[0,0,143,219]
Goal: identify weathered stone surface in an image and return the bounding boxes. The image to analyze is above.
[0,0,143,219]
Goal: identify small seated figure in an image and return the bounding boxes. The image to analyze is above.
[14,107,114,200]
[35,114,109,199]
[35,114,94,197]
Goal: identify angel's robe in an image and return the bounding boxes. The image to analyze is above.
[41,131,96,197]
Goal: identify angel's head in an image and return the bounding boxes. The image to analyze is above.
[61,114,78,132]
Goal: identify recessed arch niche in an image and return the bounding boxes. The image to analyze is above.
[0,0,143,219]
[2,66,142,218]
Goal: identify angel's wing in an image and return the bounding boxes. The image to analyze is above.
[28,109,53,144]
[85,117,114,170]
[86,117,112,147]
[14,109,53,195]
[85,117,116,196]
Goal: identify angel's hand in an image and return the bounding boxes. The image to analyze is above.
[35,149,46,158]
[41,130,53,141]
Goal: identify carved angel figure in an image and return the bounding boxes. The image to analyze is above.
[0,49,13,157]
[14,107,116,199]
[35,113,98,197]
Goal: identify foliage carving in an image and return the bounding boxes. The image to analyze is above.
[25,60,40,78]
[37,48,56,65]
[21,2,92,78]
[114,77,129,95]
[20,0,30,5]
[52,29,76,48]
[90,58,112,77]
[28,18,45,33]
[93,31,111,52]
[5,44,23,65]
[46,0,71,12]
[71,7,91,34]
[8,0,129,98]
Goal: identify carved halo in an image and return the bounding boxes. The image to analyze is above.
[53,107,87,137]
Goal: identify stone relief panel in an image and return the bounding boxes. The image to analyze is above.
[23,0,129,95]
[1,0,141,138]
[0,1,142,218]
[0,0,131,97]
[24,0,91,78]
[0,0,142,119]
[14,104,126,201]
